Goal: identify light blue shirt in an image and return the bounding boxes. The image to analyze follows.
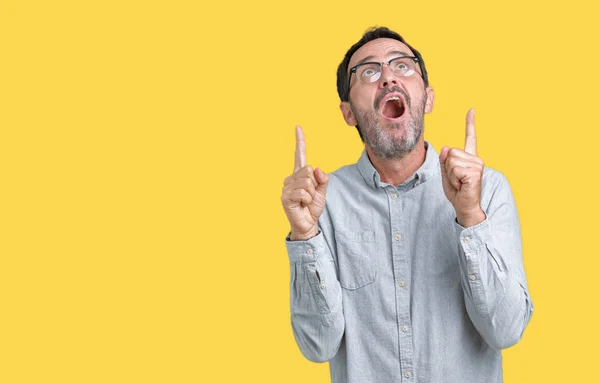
[286,142,533,383]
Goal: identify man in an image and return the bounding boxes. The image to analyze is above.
[281,27,533,383]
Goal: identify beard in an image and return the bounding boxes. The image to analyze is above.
[351,87,426,160]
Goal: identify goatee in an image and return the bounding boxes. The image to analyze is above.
[351,89,426,160]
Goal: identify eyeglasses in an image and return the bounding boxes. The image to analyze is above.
[348,56,422,92]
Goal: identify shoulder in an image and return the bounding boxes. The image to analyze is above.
[481,166,514,208]
[482,166,506,188]
[328,163,363,189]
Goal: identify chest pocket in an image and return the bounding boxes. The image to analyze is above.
[334,230,377,290]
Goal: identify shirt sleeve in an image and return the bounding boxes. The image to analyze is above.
[454,170,534,350]
[286,227,345,363]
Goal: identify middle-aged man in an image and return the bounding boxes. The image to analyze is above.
[281,26,534,382]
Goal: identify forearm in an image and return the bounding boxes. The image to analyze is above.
[456,218,534,349]
[287,231,345,362]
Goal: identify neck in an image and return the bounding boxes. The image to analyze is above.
[365,137,427,186]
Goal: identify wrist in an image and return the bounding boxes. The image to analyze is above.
[290,228,319,241]
[456,208,486,228]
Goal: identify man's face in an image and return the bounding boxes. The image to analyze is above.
[341,38,434,159]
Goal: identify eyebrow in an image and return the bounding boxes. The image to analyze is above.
[354,50,413,66]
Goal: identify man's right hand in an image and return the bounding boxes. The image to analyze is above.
[281,126,329,241]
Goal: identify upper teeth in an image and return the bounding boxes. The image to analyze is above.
[386,96,400,102]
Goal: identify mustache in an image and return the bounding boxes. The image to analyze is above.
[374,86,411,110]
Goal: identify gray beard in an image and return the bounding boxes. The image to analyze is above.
[351,98,426,160]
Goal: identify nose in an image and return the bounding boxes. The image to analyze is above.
[379,64,398,89]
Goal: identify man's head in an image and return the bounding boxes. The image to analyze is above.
[337,27,434,159]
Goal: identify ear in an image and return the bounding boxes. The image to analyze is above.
[424,86,435,114]
[340,101,357,126]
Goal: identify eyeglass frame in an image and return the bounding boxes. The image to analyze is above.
[347,56,423,94]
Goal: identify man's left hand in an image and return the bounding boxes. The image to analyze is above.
[439,108,486,228]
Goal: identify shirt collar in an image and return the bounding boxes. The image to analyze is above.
[357,141,440,189]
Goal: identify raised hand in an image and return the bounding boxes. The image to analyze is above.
[439,109,486,227]
[281,126,329,240]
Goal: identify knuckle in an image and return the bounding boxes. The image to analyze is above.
[302,181,313,191]
[448,160,460,171]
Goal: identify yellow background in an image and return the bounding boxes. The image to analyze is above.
[1,0,598,381]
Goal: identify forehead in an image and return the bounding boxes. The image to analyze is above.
[348,38,413,69]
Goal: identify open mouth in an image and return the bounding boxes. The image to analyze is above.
[381,96,405,119]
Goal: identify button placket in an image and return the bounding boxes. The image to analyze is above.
[389,185,413,380]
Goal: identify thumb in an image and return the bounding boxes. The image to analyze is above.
[439,146,449,169]
[439,146,451,182]
[314,168,329,195]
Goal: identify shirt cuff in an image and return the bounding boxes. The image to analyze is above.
[285,230,327,264]
[454,217,492,255]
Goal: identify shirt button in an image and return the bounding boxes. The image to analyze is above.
[469,274,477,281]
[394,234,401,241]
[463,236,472,243]
[391,193,398,199]
[405,371,412,378]
[306,248,313,255]
[401,325,409,332]
[321,284,326,289]
[398,281,405,287]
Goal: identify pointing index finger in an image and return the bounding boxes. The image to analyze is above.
[294,125,307,172]
[464,108,477,155]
